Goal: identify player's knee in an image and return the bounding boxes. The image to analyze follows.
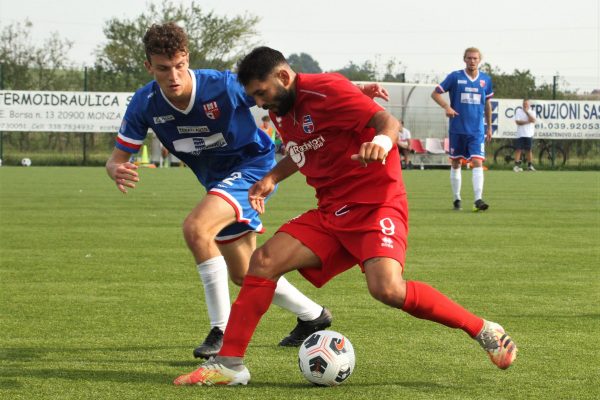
[368,283,406,308]
[229,273,245,286]
[248,246,278,279]
[182,215,212,245]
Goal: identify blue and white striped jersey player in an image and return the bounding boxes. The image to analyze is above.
[105,22,338,359]
[106,22,389,359]
[431,47,494,212]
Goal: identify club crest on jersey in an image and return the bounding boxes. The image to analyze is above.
[302,115,315,134]
[479,80,486,88]
[203,101,220,120]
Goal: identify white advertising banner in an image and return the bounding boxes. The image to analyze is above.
[1,90,600,140]
[0,90,132,133]
[492,99,600,140]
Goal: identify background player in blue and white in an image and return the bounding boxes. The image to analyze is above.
[431,47,494,212]
[105,22,334,359]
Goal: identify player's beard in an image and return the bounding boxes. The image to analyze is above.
[268,85,296,117]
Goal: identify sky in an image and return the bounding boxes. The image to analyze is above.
[1,0,599,92]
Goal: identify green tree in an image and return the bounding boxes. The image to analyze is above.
[0,19,83,155]
[381,58,405,82]
[287,52,322,73]
[333,60,377,81]
[92,0,259,91]
[0,20,78,90]
[481,63,537,98]
[481,64,575,100]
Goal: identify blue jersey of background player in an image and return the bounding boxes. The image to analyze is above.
[106,22,335,361]
[431,47,493,212]
[436,69,493,141]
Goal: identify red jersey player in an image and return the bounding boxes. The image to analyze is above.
[174,47,517,386]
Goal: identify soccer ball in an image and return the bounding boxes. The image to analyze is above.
[21,158,32,167]
[298,330,355,386]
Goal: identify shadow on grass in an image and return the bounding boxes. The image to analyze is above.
[246,380,449,390]
[0,345,185,361]
[0,345,450,390]
[0,366,449,391]
[0,367,171,385]
[0,379,22,390]
[507,313,600,319]
[0,345,199,371]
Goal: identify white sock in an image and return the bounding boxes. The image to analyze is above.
[197,256,229,331]
[450,167,462,201]
[472,167,484,201]
[272,276,323,321]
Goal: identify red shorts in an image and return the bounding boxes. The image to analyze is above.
[277,199,408,288]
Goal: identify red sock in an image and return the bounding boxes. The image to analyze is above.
[219,275,277,357]
[402,281,484,337]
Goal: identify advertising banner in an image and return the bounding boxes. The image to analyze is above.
[0,90,131,133]
[492,99,600,139]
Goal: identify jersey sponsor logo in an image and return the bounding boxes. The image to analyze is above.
[153,114,175,124]
[177,126,210,134]
[479,80,486,88]
[286,135,325,168]
[172,132,227,155]
[457,79,467,84]
[302,114,315,134]
[381,236,394,249]
[203,101,220,120]
[460,92,482,105]
[464,87,479,93]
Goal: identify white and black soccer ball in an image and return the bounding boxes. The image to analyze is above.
[298,330,355,386]
[21,158,32,167]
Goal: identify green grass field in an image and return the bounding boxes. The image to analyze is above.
[1,167,599,400]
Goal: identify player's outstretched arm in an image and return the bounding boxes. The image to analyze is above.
[351,111,400,166]
[249,156,299,214]
[106,148,139,194]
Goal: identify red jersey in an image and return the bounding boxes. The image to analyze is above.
[270,73,406,210]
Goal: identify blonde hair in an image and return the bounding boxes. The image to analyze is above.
[463,47,482,60]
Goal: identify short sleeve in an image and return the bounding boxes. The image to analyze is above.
[436,73,455,94]
[116,91,149,153]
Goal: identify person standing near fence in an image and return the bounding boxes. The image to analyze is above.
[431,47,494,212]
[513,99,536,172]
[397,119,412,169]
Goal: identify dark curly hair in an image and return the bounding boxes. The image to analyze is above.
[237,46,288,87]
[143,22,189,62]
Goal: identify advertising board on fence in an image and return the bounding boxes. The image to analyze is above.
[1,90,599,140]
[492,99,600,140]
[0,90,131,133]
